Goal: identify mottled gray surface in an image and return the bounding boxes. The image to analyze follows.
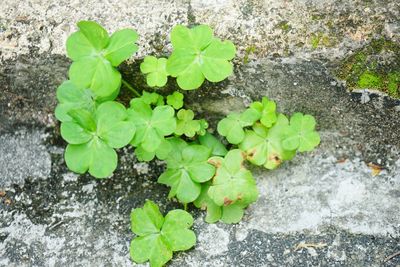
[1,0,400,266]
[0,129,51,187]
[1,0,399,62]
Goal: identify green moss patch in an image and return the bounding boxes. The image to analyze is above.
[337,38,400,98]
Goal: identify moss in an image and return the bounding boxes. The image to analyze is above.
[357,71,382,88]
[276,21,291,32]
[243,45,256,64]
[337,38,400,98]
[311,33,322,49]
[387,72,400,98]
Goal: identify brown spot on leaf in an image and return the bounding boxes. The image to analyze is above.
[0,191,5,197]
[224,197,233,206]
[268,153,282,165]
[208,158,222,168]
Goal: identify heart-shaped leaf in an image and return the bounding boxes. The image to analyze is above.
[128,99,176,152]
[140,56,169,87]
[194,181,248,224]
[166,91,184,110]
[217,109,258,144]
[175,109,202,138]
[239,115,296,169]
[66,21,138,99]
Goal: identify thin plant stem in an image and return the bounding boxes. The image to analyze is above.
[121,79,141,97]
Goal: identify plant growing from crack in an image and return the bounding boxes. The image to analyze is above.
[56,21,321,267]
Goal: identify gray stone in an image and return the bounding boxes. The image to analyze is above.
[0,129,51,188]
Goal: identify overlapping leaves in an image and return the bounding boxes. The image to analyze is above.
[166,25,236,90]
[55,80,96,122]
[127,98,176,157]
[158,139,216,203]
[61,101,135,178]
[194,149,258,223]
[130,200,196,267]
[66,21,138,99]
[217,109,259,144]
[239,115,296,169]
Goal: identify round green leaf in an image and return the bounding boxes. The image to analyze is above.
[161,210,196,251]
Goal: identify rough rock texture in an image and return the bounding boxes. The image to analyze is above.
[1,0,399,266]
[1,0,399,62]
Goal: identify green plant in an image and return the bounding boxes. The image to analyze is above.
[61,101,135,178]
[166,25,236,90]
[67,21,138,99]
[158,139,216,203]
[56,21,321,267]
[140,56,169,87]
[130,200,196,267]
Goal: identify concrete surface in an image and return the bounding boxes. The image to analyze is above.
[0,0,399,266]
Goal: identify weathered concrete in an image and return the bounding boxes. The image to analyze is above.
[1,0,399,62]
[1,0,400,266]
[1,56,399,266]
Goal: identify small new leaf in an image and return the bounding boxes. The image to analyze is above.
[175,109,201,138]
[130,200,196,267]
[166,91,184,110]
[139,91,165,106]
[249,96,277,127]
[140,56,169,87]
[62,101,135,178]
[282,113,320,152]
[167,25,236,90]
[158,142,215,203]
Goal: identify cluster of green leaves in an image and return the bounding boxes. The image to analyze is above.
[57,20,321,267]
[140,25,236,90]
[67,21,138,99]
[130,200,196,267]
[218,97,321,170]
